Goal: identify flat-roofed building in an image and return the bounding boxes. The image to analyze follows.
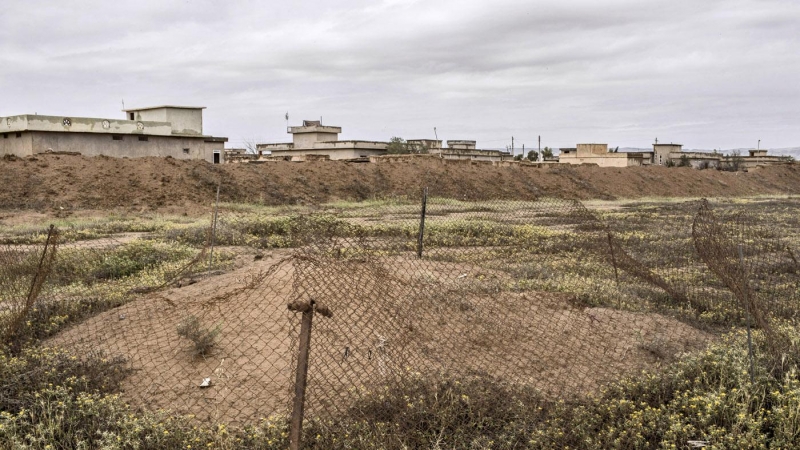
[0,105,227,163]
[257,120,388,160]
[559,143,645,167]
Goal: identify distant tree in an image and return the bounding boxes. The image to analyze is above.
[407,141,430,154]
[386,137,407,154]
[514,154,524,161]
[611,146,619,153]
[527,150,539,162]
[387,137,429,155]
[541,147,554,159]
[242,138,259,154]
[665,159,676,167]
[728,149,744,171]
[678,154,691,167]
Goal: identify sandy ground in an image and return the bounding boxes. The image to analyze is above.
[1,154,799,212]
[48,248,712,424]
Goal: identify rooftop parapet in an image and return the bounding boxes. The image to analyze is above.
[288,122,343,135]
[447,140,477,150]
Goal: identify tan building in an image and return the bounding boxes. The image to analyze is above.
[559,143,645,167]
[406,139,443,152]
[0,106,227,163]
[649,144,790,169]
[424,140,511,162]
[257,120,388,161]
[652,143,683,165]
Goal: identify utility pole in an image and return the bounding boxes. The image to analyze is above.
[758,139,761,150]
[434,127,438,141]
[511,136,514,156]
[538,135,541,153]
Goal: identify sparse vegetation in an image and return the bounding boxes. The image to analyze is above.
[386,137,429,154]
[2,196,800,448]
[176,315,221,358]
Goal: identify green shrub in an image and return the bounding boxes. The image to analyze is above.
[176,315,221,358]
[90,240,194,281]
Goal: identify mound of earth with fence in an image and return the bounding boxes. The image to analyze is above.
[2,192,800,448]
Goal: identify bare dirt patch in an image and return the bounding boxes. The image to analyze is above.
[48,250,712,425]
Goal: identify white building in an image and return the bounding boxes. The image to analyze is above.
[1,105,227,163]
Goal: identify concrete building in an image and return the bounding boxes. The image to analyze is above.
[257,120,388,161]
[559,143,645,167]
[406,139,443,152]
[648,143,790,169]
[651,143,683,165]
[0,106,227,163]
[423,140,511,162]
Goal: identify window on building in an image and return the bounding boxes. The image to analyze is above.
[183,148,190,154]
[2,133,7,139]
[112,135,123,141]
[129,113,135,120]
[15,132,22,138]
[138,136,149,142]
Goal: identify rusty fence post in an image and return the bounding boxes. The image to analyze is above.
[417,187,428,259]
[8,224,56,354]
[738,244,755,383]
[209,183,221,269]
[607,231,619,285]
[288,299,332,450]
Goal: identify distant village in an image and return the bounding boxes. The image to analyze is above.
[0,106,792,170]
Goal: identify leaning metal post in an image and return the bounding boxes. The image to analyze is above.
[209,183,221,268]
[10,224,56,354]
[288,299,332,450]
[738,244,756,383]
[417,187,428,259]
[607,231,619,286]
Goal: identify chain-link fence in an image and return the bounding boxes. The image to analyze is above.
[2,191,798,447]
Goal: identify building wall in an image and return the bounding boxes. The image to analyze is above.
[576,143,608,156]
[653,144,682,165]
[559,153,642,167]
[0,131,34,156]
[407,139,442,149]
[263,148,386,161]
[129,108,203,135]
[1,131,223,162]
[447,140,477,150]
[439,153,506,162]
[1,115,174,137]
[166,109,203,135]
[293,132,339,148]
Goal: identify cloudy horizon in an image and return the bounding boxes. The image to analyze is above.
[1,0,798,151]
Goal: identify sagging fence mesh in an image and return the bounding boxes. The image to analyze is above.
[1,193,799,440]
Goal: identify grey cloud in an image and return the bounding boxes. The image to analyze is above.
[1,0,799,149]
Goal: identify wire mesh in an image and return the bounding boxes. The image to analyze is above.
[1,192,798,443]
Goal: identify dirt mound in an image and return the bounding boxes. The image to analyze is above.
[2,154,799,212]
[49,250,711,424]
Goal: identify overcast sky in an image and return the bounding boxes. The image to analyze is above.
[1,0,799,150]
